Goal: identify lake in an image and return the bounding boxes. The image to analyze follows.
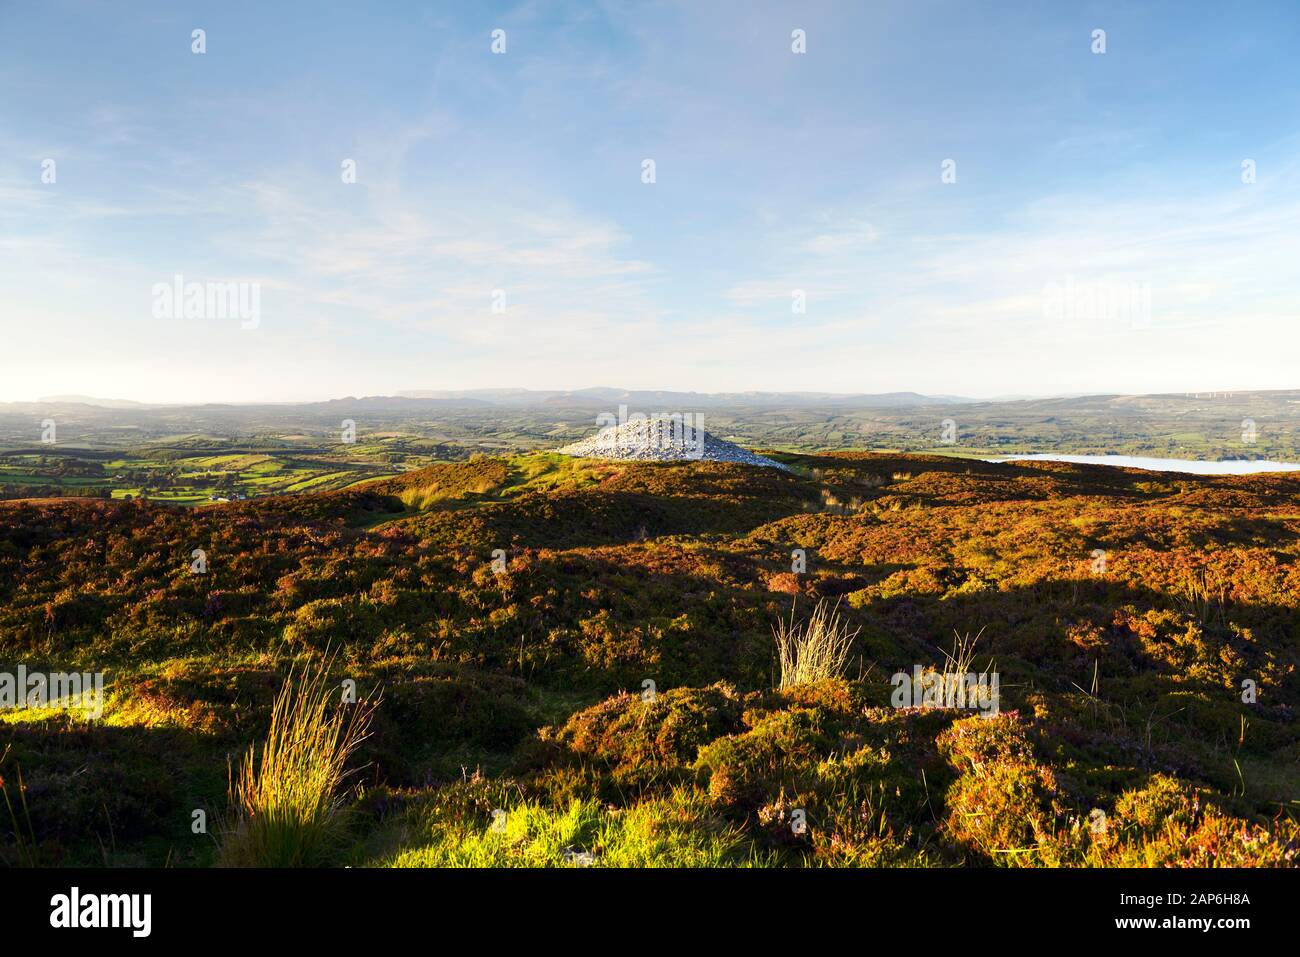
[990,454,1300,475]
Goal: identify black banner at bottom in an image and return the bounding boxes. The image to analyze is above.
[1,866,1281,942]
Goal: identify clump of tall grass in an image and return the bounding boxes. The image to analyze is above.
[218,662,376,867]
[819,488,865,514]
[932,627,996,709]
[774,599,861,688]
[1178,567,1228,625]
[938,627,986,682]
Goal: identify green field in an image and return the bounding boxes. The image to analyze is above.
[0,447,409,504]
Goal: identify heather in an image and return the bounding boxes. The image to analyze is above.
[1,452,1297,866]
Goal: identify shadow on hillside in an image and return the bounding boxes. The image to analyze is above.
[844,576,1296,784]
[790,451,1295,503]
[405,485,817,550]
[0,718,223,866]
[1093,513,1298,550]
[487,551,1297,761]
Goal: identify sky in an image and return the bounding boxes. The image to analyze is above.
[1,0,1299,403]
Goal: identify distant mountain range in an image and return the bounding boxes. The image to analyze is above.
[393,388,974,408]
[36,395,157,409]
[10,388,1300,413]
[16,388,975,410]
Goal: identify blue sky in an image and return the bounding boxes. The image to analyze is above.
[2,0,1298,402]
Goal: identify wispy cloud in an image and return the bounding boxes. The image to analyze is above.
[1,1,1298,401]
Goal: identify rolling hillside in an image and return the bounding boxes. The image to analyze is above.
[1,452,1297,866]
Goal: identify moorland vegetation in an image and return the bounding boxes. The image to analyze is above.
[1,451,1298,867]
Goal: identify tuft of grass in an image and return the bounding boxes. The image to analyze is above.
[1178,567,1228,625]
[218,662,376,867]
[774,599,861,689]
[937,627,992,702]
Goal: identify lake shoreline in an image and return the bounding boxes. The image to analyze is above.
[989,453,1300,475]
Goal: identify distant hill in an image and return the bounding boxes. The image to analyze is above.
[18,388,1300,414]
[396,388,970,408]
[35,395,157,409]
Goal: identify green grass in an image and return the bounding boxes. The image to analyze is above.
[183,454,276,470]
[371,789,754,868]
[505,452,611,492]
[282,471,359,492]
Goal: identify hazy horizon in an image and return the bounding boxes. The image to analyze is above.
[8,383,1297,408]
[4,1,1299,403]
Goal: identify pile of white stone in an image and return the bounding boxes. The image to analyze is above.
[556,417,789,470]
